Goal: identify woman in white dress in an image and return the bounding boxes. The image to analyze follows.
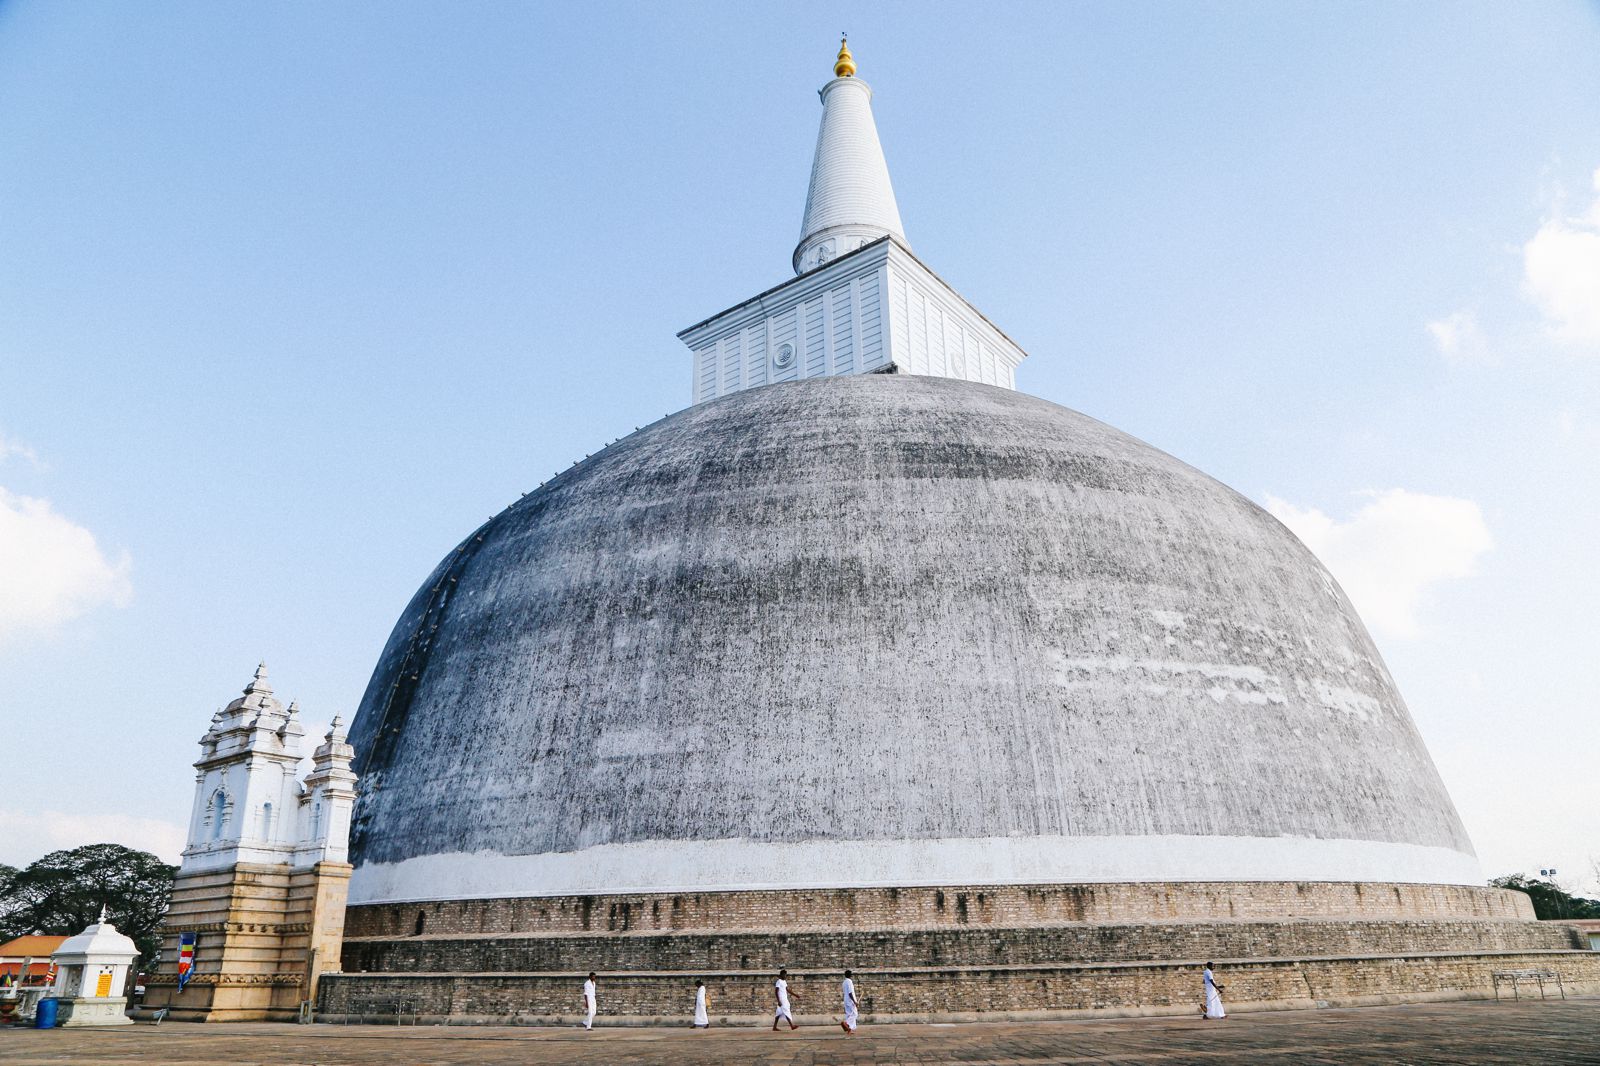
[1202,962,1226,1019]
[693,979,709,1028]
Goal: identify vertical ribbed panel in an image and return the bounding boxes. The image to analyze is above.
[805,298,826,377]
[694,347,716,404]
[793,78,906,274]
[859,273,883,368]
[831,285,855,372]
[746,321,768,389]
[722,334,742,396]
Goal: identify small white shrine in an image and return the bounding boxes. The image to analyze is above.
[49,907,138,1027]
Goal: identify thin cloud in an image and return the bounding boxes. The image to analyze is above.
[1425,309,1491,363]
[0,431,40,467]
[1265,490,1492,639]
[0,486,132,643]
[0,808,185,867]
[1523,166,1600,350]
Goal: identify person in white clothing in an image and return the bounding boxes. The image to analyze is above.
[840,969,859,1034]
[1201,962,1226,1020]
[582,971,597,1030]
[693,979,709,1028]
[771,968,798,1031]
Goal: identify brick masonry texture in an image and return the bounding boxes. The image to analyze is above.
[144,861,352,1021]
[318,881,1600,1021]
[341,919,1585,975]
[342,881,1533,938]
[318,951,1600,1022]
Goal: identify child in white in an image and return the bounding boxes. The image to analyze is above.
[771,968,797,1031]
[1202,963,1226,1019]
[840,969,858,1033]
[582,972,597,1030]
[693,980,709,1028]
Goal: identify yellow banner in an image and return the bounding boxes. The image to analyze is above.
[95,972,113,997]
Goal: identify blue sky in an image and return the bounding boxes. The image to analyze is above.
[2,2,1597,890]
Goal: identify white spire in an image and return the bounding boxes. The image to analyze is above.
[792,38,906,275]
[244,661,272,696]
[677,40,1029,405]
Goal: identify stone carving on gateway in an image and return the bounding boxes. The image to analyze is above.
[341,40,1480,908]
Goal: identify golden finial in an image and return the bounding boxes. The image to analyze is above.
[834,34,856,78]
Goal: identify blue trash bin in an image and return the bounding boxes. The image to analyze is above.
[34,997,58,1029]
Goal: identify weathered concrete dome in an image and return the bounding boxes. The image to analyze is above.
[346,374,1476,905]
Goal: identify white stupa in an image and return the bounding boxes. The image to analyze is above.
[343,39,1478,905]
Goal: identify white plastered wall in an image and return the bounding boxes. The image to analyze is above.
[681,239,1026,405]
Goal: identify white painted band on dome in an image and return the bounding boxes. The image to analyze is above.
[347,834,1483,905]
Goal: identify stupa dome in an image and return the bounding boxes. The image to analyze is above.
[344,374,1475,905]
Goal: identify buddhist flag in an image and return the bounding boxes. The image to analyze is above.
[177,932,196,991]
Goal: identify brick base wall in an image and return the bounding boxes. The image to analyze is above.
[318,950,1600,1023]
[343,881,1533,939]
[342,918,1582,975]
[319,880,1591,1023]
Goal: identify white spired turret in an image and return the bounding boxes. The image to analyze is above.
[792,38,907,274]
[180,663,355,870]
[678,39,1028,405]
[141,664,359,1022]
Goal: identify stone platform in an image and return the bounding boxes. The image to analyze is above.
[318,881,1600,1021]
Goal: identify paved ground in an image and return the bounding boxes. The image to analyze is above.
[2,999,1597,1064]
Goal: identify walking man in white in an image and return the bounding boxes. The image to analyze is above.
[581,971,597,1030]
[1201,961,1226,1020]
[840,968,859,1033]
[771,968,798,1031]
[693,979,709,1028]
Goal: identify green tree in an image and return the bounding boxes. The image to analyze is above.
[1490,874,1600,920]
[0,863,15,924]
[0,845,176,968]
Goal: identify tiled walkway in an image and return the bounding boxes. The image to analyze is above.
[3,998,1597,1064]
